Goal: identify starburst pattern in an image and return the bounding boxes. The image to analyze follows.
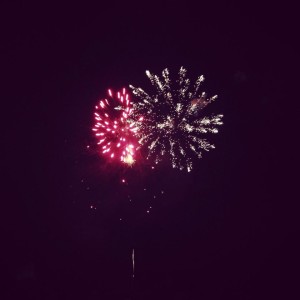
[93,88,143,165]
[129,67,223,172]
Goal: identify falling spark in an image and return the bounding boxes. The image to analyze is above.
[130,67,223,171]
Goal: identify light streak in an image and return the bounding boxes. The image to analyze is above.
[132,248,135,278]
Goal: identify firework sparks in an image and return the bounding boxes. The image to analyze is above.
[93,88,140,165]
[130,67,223,172]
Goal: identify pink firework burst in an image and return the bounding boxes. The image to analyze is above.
[93,88,143,165]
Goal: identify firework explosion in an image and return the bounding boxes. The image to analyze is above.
[93,88,143,165]
[129,67,223,172]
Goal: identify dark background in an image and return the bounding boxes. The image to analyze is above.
[2,1,298,299]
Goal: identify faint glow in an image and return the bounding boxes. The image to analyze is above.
[130,67,223,171]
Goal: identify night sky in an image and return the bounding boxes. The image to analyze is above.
[2,1,298,299]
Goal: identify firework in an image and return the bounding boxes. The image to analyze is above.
[93,88,142,165]
[129,67,223,172]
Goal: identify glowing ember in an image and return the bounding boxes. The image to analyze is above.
[93,88,140,165]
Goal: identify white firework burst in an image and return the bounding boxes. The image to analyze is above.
[129,67,223,172]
